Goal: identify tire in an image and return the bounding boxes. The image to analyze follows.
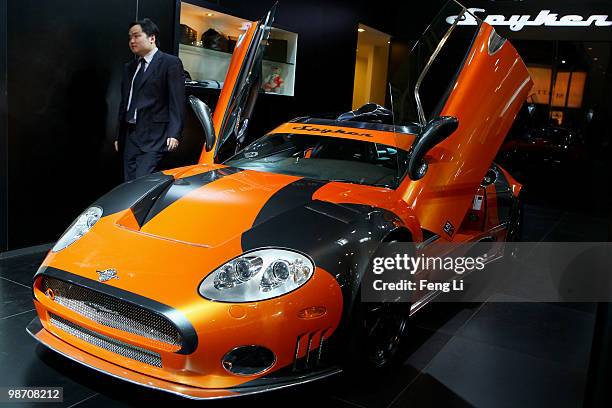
[345,239,412,370]
[346,297,410,370]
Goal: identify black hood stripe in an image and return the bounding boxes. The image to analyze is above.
[141,167,244,226]
[93,173,175,217]
[131,179,177,227]
[241,200,361,272]
[240,178,372,273]
[250,178,329,228]
[240,177,404,278]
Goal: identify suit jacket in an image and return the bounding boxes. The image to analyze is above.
[117,50,185,152]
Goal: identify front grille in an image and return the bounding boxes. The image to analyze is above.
[41,276,181,349]
[49,313,162,367]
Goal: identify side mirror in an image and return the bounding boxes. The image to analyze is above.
[188,96,216,152]
[407,116,459,180]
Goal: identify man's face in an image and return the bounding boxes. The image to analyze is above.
[128,24,155,56]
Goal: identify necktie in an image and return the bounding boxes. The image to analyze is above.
[126,58,146,123]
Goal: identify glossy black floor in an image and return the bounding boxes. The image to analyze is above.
[0,197,608,408]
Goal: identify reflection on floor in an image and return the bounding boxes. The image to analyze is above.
[0,201,608,408]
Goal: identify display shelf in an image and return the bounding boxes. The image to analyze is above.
[180,43,295,65]
[179,2,297,96]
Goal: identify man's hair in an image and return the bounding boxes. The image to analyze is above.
[129,18,160,47]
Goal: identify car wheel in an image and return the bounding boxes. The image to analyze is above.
[345,295,410,371]
[360,300,409,368]
[346,239,412,370]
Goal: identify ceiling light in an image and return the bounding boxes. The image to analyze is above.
[358,28,365,32]
[207,13,214,16]
[561,60,566,64]
[594,57,599,61]
[387,41,391,44]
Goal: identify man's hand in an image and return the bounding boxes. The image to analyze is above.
[114,140,119,152]
[167,137,179,152]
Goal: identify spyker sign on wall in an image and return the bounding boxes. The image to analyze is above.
[448,8,612,31]
[446,1,612,41]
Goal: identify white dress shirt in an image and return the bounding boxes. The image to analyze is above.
[126,47,158,121]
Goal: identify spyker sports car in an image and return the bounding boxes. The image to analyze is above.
[27,2,532,400]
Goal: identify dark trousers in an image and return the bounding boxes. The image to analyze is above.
[123,127,165,181]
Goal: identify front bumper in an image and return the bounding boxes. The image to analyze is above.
[27,317,341,400]
[29,263,344,398]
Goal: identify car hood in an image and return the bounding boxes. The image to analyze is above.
[120,165,360,248]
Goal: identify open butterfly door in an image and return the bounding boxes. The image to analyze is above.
[198,5,276,164]
[396,2,532,239]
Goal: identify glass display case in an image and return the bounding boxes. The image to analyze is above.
[179,2,297,96]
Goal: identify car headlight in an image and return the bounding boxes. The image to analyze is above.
[199,249,315,302]
[52,206,103,252]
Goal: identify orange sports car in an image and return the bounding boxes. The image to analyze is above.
[27,1,532,400]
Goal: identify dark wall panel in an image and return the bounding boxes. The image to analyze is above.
[0,0,7,251]
[7,0,137,250]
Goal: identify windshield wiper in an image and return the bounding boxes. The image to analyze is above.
[327,179,395,189]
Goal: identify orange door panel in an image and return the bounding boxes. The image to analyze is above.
[399,23,532,240]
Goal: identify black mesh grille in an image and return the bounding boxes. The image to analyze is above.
[49,313,162,367]
[41,276,181,348]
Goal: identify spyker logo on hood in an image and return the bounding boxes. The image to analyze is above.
[292,125,373,138]
[96,268,118,282]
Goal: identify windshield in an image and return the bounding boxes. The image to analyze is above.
[225,133,408,188]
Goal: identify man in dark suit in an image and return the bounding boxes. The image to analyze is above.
[114,18,185,181]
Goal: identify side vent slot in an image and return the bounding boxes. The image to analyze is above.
[292,328,330,372]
